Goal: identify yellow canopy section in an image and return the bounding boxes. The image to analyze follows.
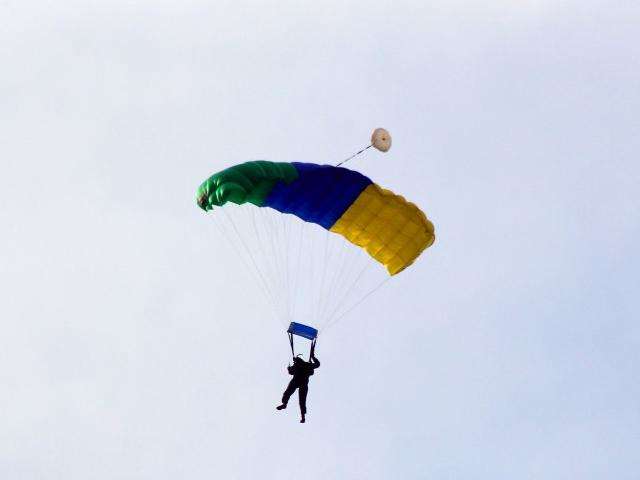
[330,184,435,275]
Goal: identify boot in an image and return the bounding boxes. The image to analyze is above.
[300,414,306,423]
[276,403,287,410]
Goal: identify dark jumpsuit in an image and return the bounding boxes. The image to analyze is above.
[281,357,320,414]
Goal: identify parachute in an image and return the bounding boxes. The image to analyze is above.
[197,161,434,275]
[196,131,435,354]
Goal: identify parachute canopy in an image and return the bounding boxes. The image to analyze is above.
[197,161,434,275]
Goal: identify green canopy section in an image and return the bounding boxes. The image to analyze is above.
[197,161,298,211]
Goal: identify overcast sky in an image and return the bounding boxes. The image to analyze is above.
[1,1,639,478]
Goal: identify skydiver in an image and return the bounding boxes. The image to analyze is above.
[276,344,320,423]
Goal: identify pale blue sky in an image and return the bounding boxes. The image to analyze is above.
[1,1,639,478]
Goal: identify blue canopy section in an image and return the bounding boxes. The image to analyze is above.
[287,322,318,340]
[264,163,372,229]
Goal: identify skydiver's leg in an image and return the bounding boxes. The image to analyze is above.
[277,380,298,410]
[298,383,308,422]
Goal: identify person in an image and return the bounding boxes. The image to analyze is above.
[276,351,320,423]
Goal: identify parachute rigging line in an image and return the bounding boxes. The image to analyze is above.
[335,144,372,167]
[221,208,287,327]
[322,276,391,335]
[210,212,281,324]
